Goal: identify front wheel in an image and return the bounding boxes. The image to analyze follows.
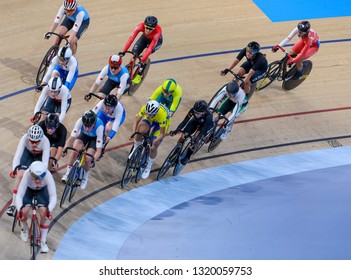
[208,126,225,152]
[60,163,78,207]
[157,143,182,180]
[121,145,143,188]
[256,61,282,91]
[36,46,58,86]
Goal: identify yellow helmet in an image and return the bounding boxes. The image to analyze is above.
[162,79,177,94]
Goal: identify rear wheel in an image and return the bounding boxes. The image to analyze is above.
[282,60,313,91]
[157,143,182,180]
[135,145,149,183]
[256,61,282,91]
[129,58,151,95]
[121,145,142,187]
[36,46,58,86]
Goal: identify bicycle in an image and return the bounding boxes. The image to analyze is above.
[121,132,153,188]
[60,147,94,207]
[207,110,230,152]
[36,32,69,86]
[256,45,313,91]
[122,50,151,96]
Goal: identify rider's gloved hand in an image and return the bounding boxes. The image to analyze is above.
[272,45,279,52]
[35,84,43,92]
[170,130,179,136]
[44,33,51,40]
[9,170,16,178]
[118,52,125,57]
[46,211,53,220]
[221,69,230,76]
[16,211,23,221]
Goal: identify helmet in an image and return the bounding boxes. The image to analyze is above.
[247,41,260,55]
[45,113,60,129]
[29,161,47,180]
[226,82,239,96]
[145,100,160,115]
[162,79,177,94]
[82,110,97,127]
[193,100,208,113]
[48,76,62,92]
[64,0,77,10]
[58,46,72,61]
[297,20,311,34]
[144,16,158,28]
[104,94,118,107]
[108,55,122,68]
[27,125,44,141]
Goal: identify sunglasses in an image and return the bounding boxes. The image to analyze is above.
[30,172,46,180]
[64,9,75,13]
[163,89,174,95]
[29,139,40,145]
[111,66,119,70]
[145,26,155,31]
[194,110,205,116]
[46,126,58,130]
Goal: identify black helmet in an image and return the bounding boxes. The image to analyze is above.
[226,82,239,96]
[297,20,311,34]
[247,41,260,55]
[82,110,97,127]
[193,100,208,113]
[104,94,118,107]
[45,113,59,129]
[144,16,158,28]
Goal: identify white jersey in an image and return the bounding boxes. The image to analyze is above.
[34,85,71,123]
[209,85,248,123]
[42,55,78,85]
[15,169,57,212]
[92,99,125,138]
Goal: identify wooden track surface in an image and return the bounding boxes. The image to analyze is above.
[1,0,350,259]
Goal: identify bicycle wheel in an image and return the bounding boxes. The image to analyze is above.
[282,60,313,91]
[173,143,191,176]
[121,145,142,188]
[60,163,78,207]
[209,84,227,109]
[157,143,182,180]
[36,45,58,86]
[256,61,282,91]
[208,126,225,152]
[129,58,151,95]
[11,209,18,233]
[30,218,40,260]
[135,145,150,183]
[69,185,78,202]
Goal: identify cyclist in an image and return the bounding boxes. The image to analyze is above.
[36,46,78,92]
[33,76,72,124]
[38,113,68,171]
[92,94,126,159]
[7,125,50,216]
[149,78,182,118]
[61,110,104,190]
[131,100,169,179]
[15,161,57,253]
[119,16,163,84]
[272,20,320,80]
[45,0,90,55]
[221,41,268,97]
[170,100,214,165]
[209,82,248,140]
[88,55,130,100]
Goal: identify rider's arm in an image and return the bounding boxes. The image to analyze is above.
[174,110,192,131]
[68,10,85,42]
[92,99,104,114]
[194,113,213,144]
[54,125,67,161]
[292,37,311,63]
[42,136,51,169]
[141,28,162,63]
[12,135,27,170]
[42,57,58,85]
[133,115,142,134]
[278,27,299,47]
[34,88,48,114]
[169,87,183,116]
[123,23,143,52]
[15,170,30,211]
[64,58,78,89]
[58,87,70,123]
[49,5,64,32]
[117,72,130,97]
[90,66,108,93]
[46,171,57,212]
[109,103,125,139]
[154,126,166,145]
[63,119,81,150]
[93,125,105,161]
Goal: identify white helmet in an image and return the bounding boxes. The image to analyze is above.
[146,100,160,115]
[27,125,44,141]
[58,46,72,61]
[64,0,77,10]
[48,76,63,92]
[29,161,47,180]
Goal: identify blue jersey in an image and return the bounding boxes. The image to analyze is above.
[67,5,90,21]
[81,118,104,137]
[107,65,129,84]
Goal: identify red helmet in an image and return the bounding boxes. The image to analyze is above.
[64,0,77,10]
[109,55,122,68]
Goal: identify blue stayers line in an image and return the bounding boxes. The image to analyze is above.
[1,38,350,102]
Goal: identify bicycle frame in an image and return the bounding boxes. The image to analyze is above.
[29,198,41,260]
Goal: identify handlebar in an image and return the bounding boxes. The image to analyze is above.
[44,32,69,46]
[84,92,104,102]
[63,147,95,162]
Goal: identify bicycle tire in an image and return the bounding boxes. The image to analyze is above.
[121,145,143,188]
[11,209,18,233]
[69,185,78,202]
[157,143,182,180]
[30,218,40,260]
[208,126,225,152]
[209,84,227,109]
[60,163,78,207]
[282,60,313,91]
[129,58,151,95]
[256,60,282,91]
[173,143,191,176]
[135,144,150,183]
[36,45,58,86]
